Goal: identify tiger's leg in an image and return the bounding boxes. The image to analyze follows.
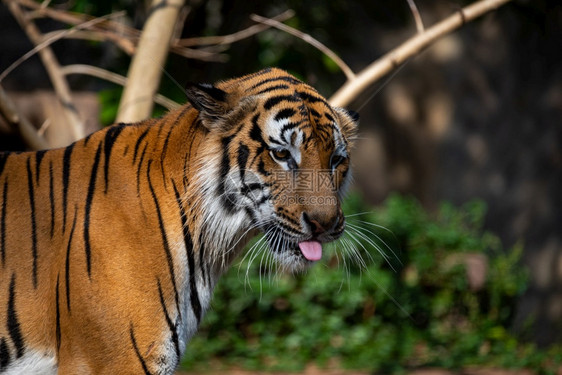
[55,270,183,374]
[56,321,180,375]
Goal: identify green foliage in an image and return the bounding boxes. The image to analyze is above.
[98,88,122,126]
[179,193,560,373]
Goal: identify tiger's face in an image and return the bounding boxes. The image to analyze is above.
[187,68,358,271]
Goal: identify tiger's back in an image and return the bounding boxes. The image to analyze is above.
[0,68,358,374]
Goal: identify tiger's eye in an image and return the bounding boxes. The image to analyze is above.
[330,154,346,169]
[272,149,290,161]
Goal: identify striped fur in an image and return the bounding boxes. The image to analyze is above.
[0,68,357,374]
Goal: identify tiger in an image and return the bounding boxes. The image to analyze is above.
[0,67,358,374]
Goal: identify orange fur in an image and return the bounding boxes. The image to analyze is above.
[0,68,357,374]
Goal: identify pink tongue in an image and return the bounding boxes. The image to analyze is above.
[298,241,323,261]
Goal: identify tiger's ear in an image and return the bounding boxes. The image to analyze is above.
[334,107,359,140]
[185,82,232,130]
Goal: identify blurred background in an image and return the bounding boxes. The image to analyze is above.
[1,0,561,373]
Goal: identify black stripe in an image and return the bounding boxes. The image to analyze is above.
[156,279,180,358]
[62,143,75,234]
[0,153,8,176]
[249,114,268,156]
[0,337,9,369]
[84,144,102,277]
[297,90,331,110]
[184,124,199,182]
[160,129,173,190]
[55,275,61,352]
[136,143,148,196]
[65,209,77,313]
[280,122,300,144]
[241,182,264,196]
[238,67,272,83]
[146,161,180,315]
[274,108,297,122]
[49,161,55,238]
[255,193,272,207]
[218,135,237,213]
[133,128,150,165]
[182,153,189,191]
[83,133,93,147]
[309,108,321,118]
[198,232,210,287]
[103,124,125,193]
[1,180,7,266]
[263,95,300,110]
[244,207,256,223]
[7,274,24,359]
[237,143,249,180]
[249,76,300,91]
[26,157,38,289]
[255,84,290,95]
[172,182,201,324]
[129,324,152,375]
[268,136,283,146]
[257,159,270,177]
[35,150,46,185]
[198,232,205,284]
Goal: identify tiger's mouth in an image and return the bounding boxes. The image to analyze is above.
[297,241,323,261]
[258,217,346,266]
[263,231,327,264]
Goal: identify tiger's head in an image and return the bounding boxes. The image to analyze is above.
[187,68,358,272]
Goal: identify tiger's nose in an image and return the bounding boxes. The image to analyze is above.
[302,211,340,236]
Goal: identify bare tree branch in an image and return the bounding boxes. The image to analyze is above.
[2,0,107,143]
[250,13,356,81]
[41,29,136,55]
[17,0,139,39]
[60,64,180,110]
[329,0,512,108]
[406,0,425,33]
[168,45,228,62]
[0,10,127,83]
[177,10,295,47]
[14,0,295,63]
[0,85,49,150]
[16,0,227,62]
[116,0,186,123]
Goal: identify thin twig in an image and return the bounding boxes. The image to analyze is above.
[17,0,226,62]
[406,0,425,33]
[172,5,190,43]
[15,0,290,63]
[17,0,139,39]
[177,10,295,47]
[250,13,356,81]
[169,45,229,62]
[60,64,181,110]
[40,28,226,62]
[41,29,136,55]
[329,0,512,107]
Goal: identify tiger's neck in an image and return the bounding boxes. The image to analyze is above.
[115,106,255,348]
[147,105,254,277]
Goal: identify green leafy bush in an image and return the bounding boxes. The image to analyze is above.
[180,194,560,373]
